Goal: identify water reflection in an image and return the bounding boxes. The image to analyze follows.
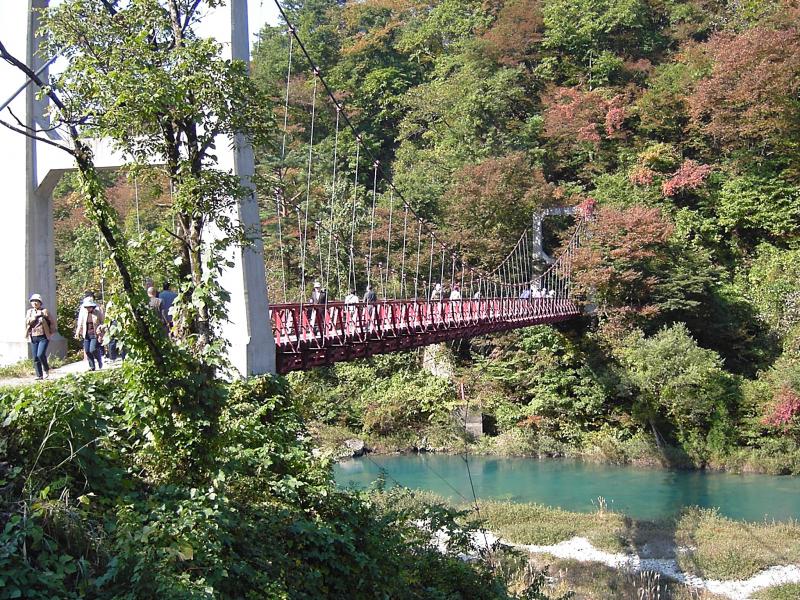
[333,455,800,522]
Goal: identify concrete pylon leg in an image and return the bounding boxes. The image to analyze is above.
[0,1,66,365]
[532,206,578,265]
[201,0,276,376]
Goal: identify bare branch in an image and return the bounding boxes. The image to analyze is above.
[0,42,67,114]
[6,107,65,136]
[0,118,74,155]
[165,226,189,244]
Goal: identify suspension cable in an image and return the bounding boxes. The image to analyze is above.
[427,234,435,298]
[275,30,294,302]
[299,71,318,302]
[272,1,509,287]
[348,138,360,291]
[366,161,378,288]
[414,219,422,299]
[324,106,341,291]
[385,189,394,297]
[400,204,408,299]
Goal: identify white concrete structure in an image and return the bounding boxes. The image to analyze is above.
[532,206,577,264]
[0,0,276,375]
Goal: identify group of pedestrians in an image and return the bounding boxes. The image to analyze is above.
[429,283,463,301]
[25,280,179,379]
[520,285,556,300]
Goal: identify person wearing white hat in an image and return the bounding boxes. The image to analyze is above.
[75,297,104,371]
[308,281,327,334]
[25,293,54,380]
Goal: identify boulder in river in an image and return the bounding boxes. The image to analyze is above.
[343,438,368,457]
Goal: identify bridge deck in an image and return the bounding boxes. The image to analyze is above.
[270,297,580,373]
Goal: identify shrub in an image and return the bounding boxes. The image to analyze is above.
[1,374,540,599]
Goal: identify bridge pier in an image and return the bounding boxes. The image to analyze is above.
[0,1,66,364]
[0,1,276,375]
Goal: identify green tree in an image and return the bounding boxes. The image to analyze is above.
[478,327,608,440]
[541,0,654,85]
[717,174,800,245]
[394,46,536,216]
[737,243,800,336]
[617,324,732,457]
[43,0,274,354]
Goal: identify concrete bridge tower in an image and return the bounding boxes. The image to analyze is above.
[0,0,276,375]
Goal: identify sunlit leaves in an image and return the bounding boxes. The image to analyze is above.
[688,26,800,158]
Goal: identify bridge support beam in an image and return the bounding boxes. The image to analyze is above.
[204,0,276,376]
[0,1,276,375]
[0,1,67,365]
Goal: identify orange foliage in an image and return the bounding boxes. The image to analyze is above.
[481,0,544,65]
[570,205,673,324]
[689,25,800,153]
[543,87,629,152]
[443,152,556,267]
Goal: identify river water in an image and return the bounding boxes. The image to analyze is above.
[334,454,800,522]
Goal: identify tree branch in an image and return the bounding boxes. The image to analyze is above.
[183,0,203,33]
[0,118,74,155]
[0,40,81,144]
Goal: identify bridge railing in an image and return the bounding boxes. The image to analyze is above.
[269,297,581,372]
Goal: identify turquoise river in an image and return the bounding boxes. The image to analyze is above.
[334,454,800,522]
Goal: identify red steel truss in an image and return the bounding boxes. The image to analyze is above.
[270,297,581,373]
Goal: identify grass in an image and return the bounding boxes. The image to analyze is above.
[460,499,800,582]
[0,355,72,379]
[752,583,800,599]
[675,508,800,581]
[472,499,631,553]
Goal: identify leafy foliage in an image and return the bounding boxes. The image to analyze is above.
[615,324,736,459]
[0,373,542,599]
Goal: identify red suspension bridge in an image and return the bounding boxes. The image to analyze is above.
[266,3,588,374]
[271,297,582,374]
[268,213,588,373]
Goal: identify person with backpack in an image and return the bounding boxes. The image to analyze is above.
[25,293,54,380]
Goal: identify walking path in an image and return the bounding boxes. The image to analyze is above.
[0,359,118,388]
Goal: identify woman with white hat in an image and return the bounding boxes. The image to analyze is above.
[75,297,104,371]
[25,293,54,380]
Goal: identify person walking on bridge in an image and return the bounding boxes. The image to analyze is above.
[308,281,327,334]
[362,285,378,331]
[26,293,53,380]
[344,288,360,333]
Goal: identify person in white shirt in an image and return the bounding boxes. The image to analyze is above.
[343,289,360,333]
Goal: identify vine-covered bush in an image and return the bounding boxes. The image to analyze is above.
[0,373,543,599]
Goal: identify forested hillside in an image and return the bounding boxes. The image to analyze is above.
[256,0,800,471]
